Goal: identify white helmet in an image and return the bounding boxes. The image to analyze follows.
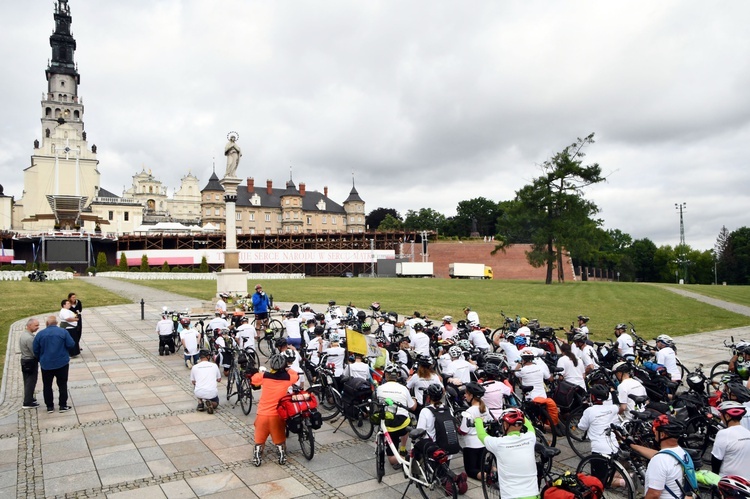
[655,334,674,346]
[442,315,453,323]
[449,346,463,358]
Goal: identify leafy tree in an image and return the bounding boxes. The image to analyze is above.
[715,225,731,283]
[366,208,401,230]
[653,245,677,283]
[96,252,108,272]
[200,256,209,273]
[627,238,658,282]
[724,227,750,284]
[162,261,170,273]
[119,252,128,271]
[403,208,447,232]
[377,214,403,231]
[452,197,503,237]
[494,133,604,284]
[140,254,149,272]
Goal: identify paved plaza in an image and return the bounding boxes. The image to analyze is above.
[1,278,748,498]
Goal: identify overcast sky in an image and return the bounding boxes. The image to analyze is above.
[2,1,749,250]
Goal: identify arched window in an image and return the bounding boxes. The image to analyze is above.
[55,108,61,118]
[45,107,52,117]
[73,110,79,119]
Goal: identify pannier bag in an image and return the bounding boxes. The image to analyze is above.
[543,472,603,499]
[552,380,584,410]
[342,376,372,399]
[277,391,318,420]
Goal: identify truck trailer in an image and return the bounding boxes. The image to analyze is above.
[396,262,434,277]
[448,262,493,279]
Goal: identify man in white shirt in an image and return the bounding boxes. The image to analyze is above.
[516,317,531,337]
[207,312,229,333]
[613,362,647,417]
[283,313,304,349]
[614,323,634,360]
[571,334,597,372]
[376,365,417,467]
[463,307,479,326]
[156,313,175,356]
[438,316,458,341]
[215,293,228,316]
[574,315,590,338]
[411,323,431,357]
[191,350,221,414]
[405,312,427,343]
[577,385,620,457]
[236,317,256,351]
[179,318,201,368]
[468,323,490,352]
[298,305,316,324]
[712,401,750,477]
[655,335,681,382]
[443,345,477,384]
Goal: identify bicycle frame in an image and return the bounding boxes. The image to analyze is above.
[377,417,435,491]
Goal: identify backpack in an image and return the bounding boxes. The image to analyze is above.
[427,406,462,455]
[658,449,700,499]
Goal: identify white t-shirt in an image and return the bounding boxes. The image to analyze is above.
[469,329,490,351]
[515,362,550,400]
[616,333,634,358]
[412,332,431,357]
[617,377,647,416]
[439,325,458,341]
[572,343,597,369]
[482,380,512,412]
[485,428,539,499]
[215,299,227,315]
[381,322,396,342]
[656,347,681,381]
[516,326,531,337]
[406,373,441,406]
[459,404,489,448]
[180,328,200,355]
[324,346,347,376]
[190,360,221,399]
[156,318,173,336]
[406,318,427,342]
[59,307,77,329]
[711,424,750,477]
[557,355,586,389]
[417,404,441,441]
[284,317,302,339]
[645,446,689,499]
[207,316,229,332]
[346,361,372,381]
[306,337,326,364]
[466,311,480,324]
[236,324,256,350]
[742,401,750,431]
[298,311,316,323]
[577,404,620,455]
[376,382,413,418]
[443,358,476,384]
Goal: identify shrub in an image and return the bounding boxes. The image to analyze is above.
[40,262,50,271]
[86,266,97,275]
[199,256,209,273]
[119,252,128,271]
[96,252,109,272]
[64,266,75,273]
[162,261,170,273]
[140,254,149,272]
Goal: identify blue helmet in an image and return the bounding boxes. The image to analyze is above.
[514,336,527,347]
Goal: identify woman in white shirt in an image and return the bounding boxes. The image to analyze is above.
[459,382,490,480]
[557,343,587,390]
[406,356,441,413]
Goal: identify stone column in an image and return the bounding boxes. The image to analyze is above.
[216,176,247,296]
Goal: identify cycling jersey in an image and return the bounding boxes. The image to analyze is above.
[577,404,620,455]
[655,347,681,382]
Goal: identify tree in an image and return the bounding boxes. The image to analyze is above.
[377,214,403,231]
[715,225,731,283]
[162,261,170,273]
[200,256,209,273]
[403,208,447,232]
[494,133,604,284]
[366,208,401,230]
[451,197,503,237]
[96,252,108,272]
[724,227,750,284]
[140,254,149,272]
[119,252,128,272]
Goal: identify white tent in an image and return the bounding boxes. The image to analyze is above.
[202,223,219,232]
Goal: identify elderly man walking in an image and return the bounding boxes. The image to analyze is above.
[33,316,75,413]
[19,318,40,409]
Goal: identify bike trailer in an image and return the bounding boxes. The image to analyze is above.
[277,391,318,420]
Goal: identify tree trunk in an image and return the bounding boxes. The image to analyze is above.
[557,247,565,283]
[546,238,554,284]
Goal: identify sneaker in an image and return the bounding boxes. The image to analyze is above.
[206,402,215,415]
[47,407,54,413]
[253,446,262,467]
[59,406,72,413]
[197,401,205,412]
[277,445,286,465]
[22,402,40,409]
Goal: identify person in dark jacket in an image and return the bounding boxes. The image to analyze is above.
[33,316,75,413]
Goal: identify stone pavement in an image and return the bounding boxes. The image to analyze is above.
[1,278,749,498]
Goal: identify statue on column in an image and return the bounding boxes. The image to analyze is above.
[224,132,242,178]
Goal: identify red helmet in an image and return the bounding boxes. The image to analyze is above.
[498,408,525,425]
[652,414,684,438]
[180,317,191,326]
[718,401,747,419]
[718,476,750,499]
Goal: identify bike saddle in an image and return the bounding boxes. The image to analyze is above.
[666,380,681,391]
[534,443,561,459]
[409,428,427,440]
[520,385,534,394]
[631,411,653,421]
[594,342,605,347]
[551,367,565,374]
[629,394,649,405]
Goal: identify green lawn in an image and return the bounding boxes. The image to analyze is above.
[130,278,750,340]
[0,280,130,384]
[665,284,750,308]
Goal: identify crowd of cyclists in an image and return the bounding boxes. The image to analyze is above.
[159,296,750,499]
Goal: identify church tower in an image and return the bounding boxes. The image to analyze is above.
[17,0,101,230]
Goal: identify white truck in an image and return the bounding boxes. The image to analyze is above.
[396,262,434,277]
[449,262,493,279]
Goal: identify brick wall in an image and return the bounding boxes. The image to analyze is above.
[426,241,572,280]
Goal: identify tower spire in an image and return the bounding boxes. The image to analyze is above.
[48,0,79,82]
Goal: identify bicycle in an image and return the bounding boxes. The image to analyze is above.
[308,355,342,421]
[331,378,375,440]
[373,400,459,498]
[279,386,320,461]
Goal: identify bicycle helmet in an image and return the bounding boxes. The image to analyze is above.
[269,354,287,371]
[520,317,529,326]
[469,320,480,328]
[275,337,288,349]
[577,315,589,323]
[483,363,503,379]
[426,383,445,402]
[384,364,401,379]
[357,310,367,321]
[416,355,434,368]
[514,336,528,347]
[448,346,463,359]
[498,408,525,425]
[314,326,325,336]
[484,352,504,364]
[718,476,750,499]
[519,348,536,362]
[464,382,486,398]
[718,400,747,419]
[328,300,336,305]
[370,302,380,312]
[736,341,750,354]
[572,333,588,343]
[726,382,750,403]
[329,332,340,343]
[413,323,424,332]
[180,317,191,326]
[612,361,631,374]
[219,292,229,299]
[283,349,296,362]
[442,316,452,323]
[615,323,627,331]
[362,322,371,332]
[457,339,472,351]
[652,414,684,439]
[655,334,674,346]
[589,384,610,404]
[413,311,422,318]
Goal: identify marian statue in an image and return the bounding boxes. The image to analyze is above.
[224,133,242,178]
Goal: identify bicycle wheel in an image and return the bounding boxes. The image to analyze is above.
[269,319,285,339]
[481,449,500,499]
[490,328,505,351]
[299,422,315,460]
[348,405,375,440]
[535,432,553,480]
[576,454,635,499]
[256,335,271,357]
[316,385,341,421]
[565,405,592,459]
[412,458,457,499]
[710,360,730,379]
[532,407,557,447]
[226,368,238,401]
[239,376,254,415]
[375,432,385,483]
[682,415,716,459]
[173,333,183,353]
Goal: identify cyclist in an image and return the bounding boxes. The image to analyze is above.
[417,383,448,441]
[459,382,490,480]
[345,352,375,386]
[468,321,491,352]
[514,347,559,426]
[156,312,174,356]
[411,323,431,357]
[475,408,539,499]
[712,401,750,476]
[179,318,201,368]
[215,293,228,316]
[614,323,635,360]
[655,335,682,382]
[463,307,479,326]
[298,304,316,324]
[405,311,427,342]
[728,341,750,381]
[574,315,590,338]
[613,361,647,417]
[250,353,299,467]
[571,333,598,372]
[628,414,690,499]
[407,356,441,413]
[516,317,531,337]
[282,312,304,349]
[207,312,229,334]
[190,349,221,414]
[723,382,750,430]
[443,345,477,384]
[305,326,327,371]
[377,364,417,468]
[321,332,346,385]
[251,284,271,337]
[557,342,586,390]
[480,362,512,412]
[235,316,256,351]
[439,316,458,341]
[577,384,623,486]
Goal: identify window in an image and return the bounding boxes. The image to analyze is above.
[108,211,113,221]
[350,216,354,223]
[293,212,298,219]
[332,216,337,225]
[215,208,220,216]
[124,212,129,221]
[265,214,271,222]
[205,208,210,216]
[306,216,312,225]
[265,228,271,235]
[322,216,327,224]
[215,194,220,201]
[249,228,256,234]
[358,216,362,222]
[284,212,289,220]
[285,199,290,205]
[249,213,255,221]
[277,214,282,222]
[236,212,242,221]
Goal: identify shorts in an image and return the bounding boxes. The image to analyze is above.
[185,352,199,364]
[255,414,286,445]
[287,337,302,348]
[384,415,410,456]
[254,312,269,321]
